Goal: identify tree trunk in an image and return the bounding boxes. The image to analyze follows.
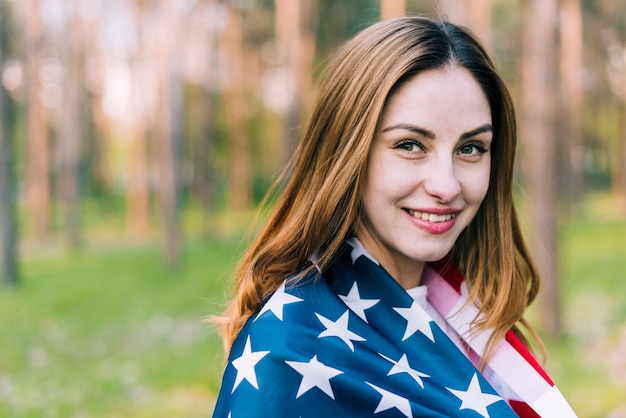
[186,0,221,217]
[154,0,183,267]
[275,0,299,160]
[126,119,150,239]
[620,13,626,215]
[221,4,252,211]
[79,11,109,196]
[188,85,215,213]
[25,0,50,239]
[559,0,585,206]
[274,0,318,165]
[465,0,493,50]
[521,0,561,338]
[380,0,406,20]
[57,0,83,249]
[0,0,19,286]
[126,0,151,240]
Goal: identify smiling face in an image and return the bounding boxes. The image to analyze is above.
[356,66,493,289]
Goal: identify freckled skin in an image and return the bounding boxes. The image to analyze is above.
[357,66,493,289]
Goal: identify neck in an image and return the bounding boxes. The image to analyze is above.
[388,261,425,290]
[353,228,425,290]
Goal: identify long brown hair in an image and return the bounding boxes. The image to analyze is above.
[217,16,542,360]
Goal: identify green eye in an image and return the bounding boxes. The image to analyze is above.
[395,140,424,152]
[460,145,475,154]
[459,142,488,155]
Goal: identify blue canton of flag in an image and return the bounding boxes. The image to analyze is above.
[213,240,519,417]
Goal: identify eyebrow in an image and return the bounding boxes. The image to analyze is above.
[460,124,494,140]
[381,123,493,140]
[381,123,436,139]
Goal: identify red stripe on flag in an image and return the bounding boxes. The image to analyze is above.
[431,258,555,387]
[430,258,464,293]
[505,330,554,385]
[510,399,542,418]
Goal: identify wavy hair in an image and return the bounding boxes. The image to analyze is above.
[216,16,542,362]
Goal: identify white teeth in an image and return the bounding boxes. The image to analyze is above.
[407,209,455,223]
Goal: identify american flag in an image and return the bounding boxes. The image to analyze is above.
[213,238,575,417]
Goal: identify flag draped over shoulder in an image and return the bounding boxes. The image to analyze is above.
[213,239,576,418]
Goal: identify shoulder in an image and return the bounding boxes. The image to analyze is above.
[212,274,342,416]
[213,269,386,416]
[229,269,349,355]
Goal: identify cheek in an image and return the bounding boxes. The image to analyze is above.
[361,162,403,222]
[478,171,491,201]
[463,166,491,206]
[363,156,392,198]
[369,154,417,194]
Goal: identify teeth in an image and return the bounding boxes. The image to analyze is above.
[407,209,456,223]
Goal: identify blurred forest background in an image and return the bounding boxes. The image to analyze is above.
[0,0,625,417]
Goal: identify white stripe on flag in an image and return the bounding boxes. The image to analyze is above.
[445,294,552,403]
[424,266,578,417]
[531,386,577,418]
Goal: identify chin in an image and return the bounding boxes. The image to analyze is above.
[414,248,453,263]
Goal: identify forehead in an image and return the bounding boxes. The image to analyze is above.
[379,66,492,132]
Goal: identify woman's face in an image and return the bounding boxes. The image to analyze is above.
[356,66,492,289]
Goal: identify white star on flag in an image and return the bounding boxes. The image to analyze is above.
[447,373,503,418]
[393,301,435,342]
[339,282,379,323]
[366,382,412,418]
[346,237,379,264]
[285,355,343,399]
[254,281,303,322]
[379,353,429,389]
[231,336,270,393]
[315,310,366,351]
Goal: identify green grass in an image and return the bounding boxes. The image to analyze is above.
[0,235,243,418]
[1,198,625,417]
[540,219,626,418]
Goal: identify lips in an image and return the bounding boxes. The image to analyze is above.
[405,209,457,223]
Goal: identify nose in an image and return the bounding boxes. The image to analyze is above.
[423,158,462,203]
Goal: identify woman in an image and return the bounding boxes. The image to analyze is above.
[213,16,575,417]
